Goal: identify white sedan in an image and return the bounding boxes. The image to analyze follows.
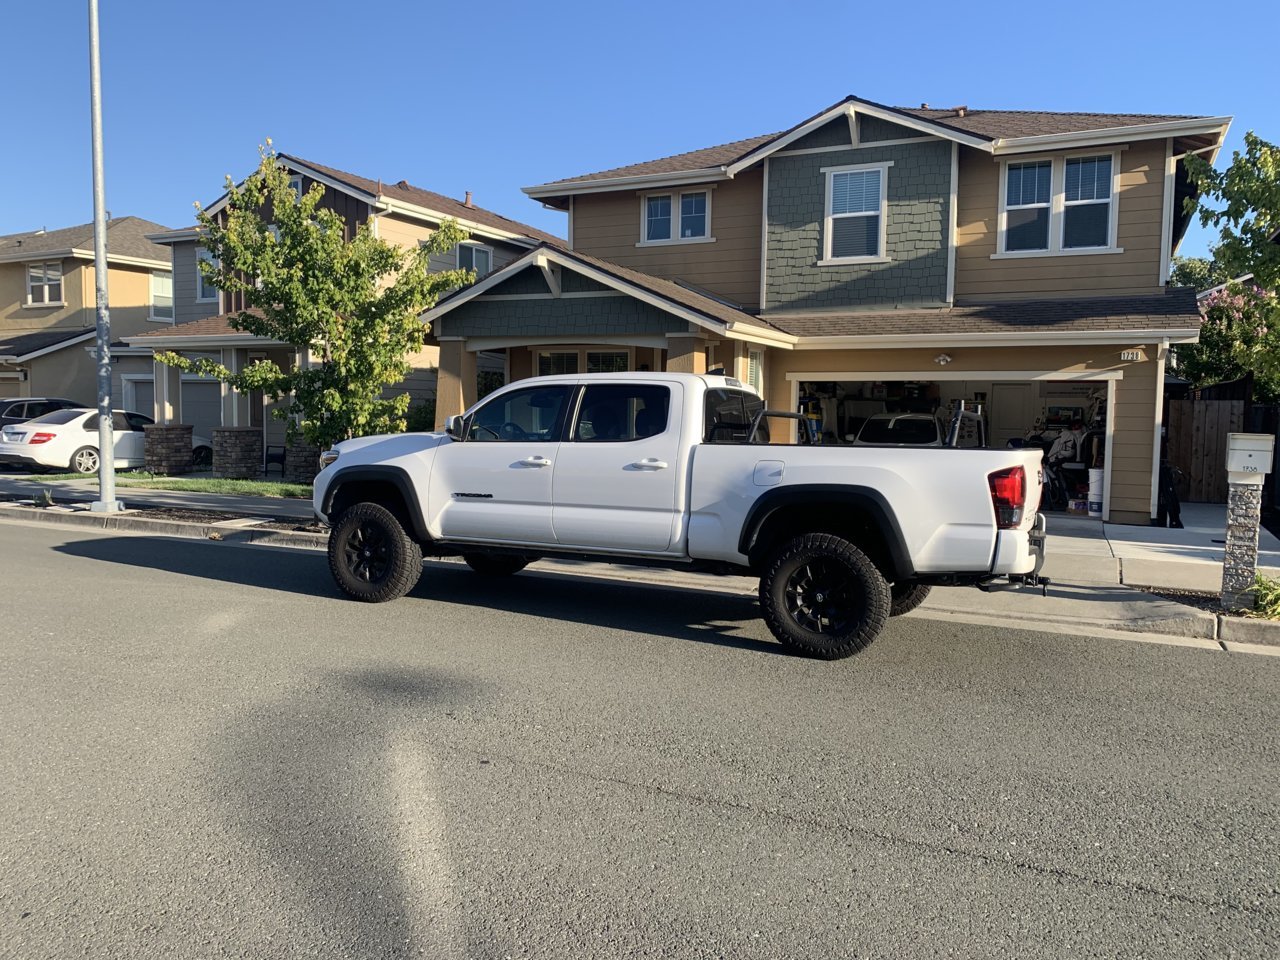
[0,408,213,474]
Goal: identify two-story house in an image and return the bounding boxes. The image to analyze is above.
[0,217,173,405]
[424,96,1231,524]
[119,154,562,452]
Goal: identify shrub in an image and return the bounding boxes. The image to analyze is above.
[1252,573,1280,620]
[404,399,437,433]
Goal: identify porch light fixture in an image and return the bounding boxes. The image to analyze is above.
[934,353,953,365]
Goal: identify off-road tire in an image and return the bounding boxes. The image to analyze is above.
[463,553,531,576]
[70,446,100,475]
[758,533,890,659]
[328,502,422,602]
[889,582,932,617]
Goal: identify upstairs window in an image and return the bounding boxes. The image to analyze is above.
[288,174,304,201]
[641,190,710,244]
[26,261,63,305]
[196,248,218,302]
[457,242,493,276]
[1004,161,1052,252]
[998,152,1119,256]
[1063,155,1113,249]
[822,162,890,263]
[150,270,174,321]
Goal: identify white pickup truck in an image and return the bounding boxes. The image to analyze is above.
[313,372,1046,659]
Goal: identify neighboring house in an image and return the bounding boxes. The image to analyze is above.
[0,218,173,405]
[425,95,1231,524]
[120,154,560,452]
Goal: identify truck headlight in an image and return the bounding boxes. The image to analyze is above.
[319,449,339,468]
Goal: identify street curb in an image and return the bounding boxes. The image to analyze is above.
[1217,615,1280,647]
[0,501,1242,648]
[0,502,327,551]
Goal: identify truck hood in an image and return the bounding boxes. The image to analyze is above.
[332,430,451,460]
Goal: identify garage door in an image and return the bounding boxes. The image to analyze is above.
[123,379,155,419]
[181,381,222,439]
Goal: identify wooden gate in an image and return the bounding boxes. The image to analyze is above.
[1166,399,1245,503]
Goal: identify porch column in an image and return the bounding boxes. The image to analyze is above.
[665,335,708,375]
[154,357,181,423]
[436,339,476,429]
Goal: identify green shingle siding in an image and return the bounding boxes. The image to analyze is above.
[858,115,930,142]
[438,294,687,338]
[765,140,951,311]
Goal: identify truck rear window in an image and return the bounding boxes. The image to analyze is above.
[704,389,766,444]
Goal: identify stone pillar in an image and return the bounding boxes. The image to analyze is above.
[435,340,476,429]
[1222,480,1264,611]
[143,424,194,475]
[284,440,321,484]
[213,426,264,480]
[665,336,707,375]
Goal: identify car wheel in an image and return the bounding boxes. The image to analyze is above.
[70,446,100,475]
[328,502,422,602]
[759,533,890,659]
[463,553,531,576]
[192,445,212,469]
[889,582,932,617]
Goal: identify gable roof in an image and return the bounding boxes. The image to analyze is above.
[199,155,563,247]
[0,216,172,267]
[525,95,1230,205]
[426,243,793,345]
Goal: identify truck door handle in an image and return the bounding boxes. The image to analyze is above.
[631,458,668,470]
[518,456,552,467]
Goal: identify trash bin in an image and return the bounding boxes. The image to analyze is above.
[1087,467,1104,519]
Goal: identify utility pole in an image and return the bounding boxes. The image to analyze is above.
[87,0,121,512]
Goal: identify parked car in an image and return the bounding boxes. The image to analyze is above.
[852,413,945,447]
[0,397,81,429]
[312,373,1047,660]
[0,408,212,473]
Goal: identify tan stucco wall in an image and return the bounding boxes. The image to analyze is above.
[954,138,1168,302]
[0,258,86,331]
[570,169,764,311]
[764,342,1160,522]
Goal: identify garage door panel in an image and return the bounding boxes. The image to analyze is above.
[181,381,222,439]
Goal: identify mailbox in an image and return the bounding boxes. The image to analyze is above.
[1226,433,1275,484]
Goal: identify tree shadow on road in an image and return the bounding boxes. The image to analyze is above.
[52,535,787,657]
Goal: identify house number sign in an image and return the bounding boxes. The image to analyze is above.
[1119,350,1143,362]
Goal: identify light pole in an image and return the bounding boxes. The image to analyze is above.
[87,0,121,512]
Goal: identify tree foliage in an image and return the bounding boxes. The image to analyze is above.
[1173,281,1280,401]
[1168,255,1227,292]
[158,143,471,448]
[1184,131,1280,289]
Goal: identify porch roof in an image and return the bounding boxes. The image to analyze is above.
[0,327,96,362]
[122,312,288,349]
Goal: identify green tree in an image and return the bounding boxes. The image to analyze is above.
[158,143,470,448]
[1173,281,1280,400]
[1168,255,1227,291]
[1184,131,1280,289]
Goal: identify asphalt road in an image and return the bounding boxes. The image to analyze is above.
[1,521,1277,959]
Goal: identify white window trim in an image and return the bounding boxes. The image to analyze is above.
[195,248,219,303]
[288,174,304,201]
[818,161,893,266]
[994,150,1124,259]
[636,188,716,247]
[149,270,174,323]
[457,241,495,275]
[23,260,65,308]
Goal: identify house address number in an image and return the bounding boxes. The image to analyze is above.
[1119,350,1143,362]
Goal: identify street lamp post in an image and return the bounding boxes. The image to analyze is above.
[87,0,121,513]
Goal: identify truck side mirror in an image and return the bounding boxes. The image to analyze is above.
[445,415,465,441]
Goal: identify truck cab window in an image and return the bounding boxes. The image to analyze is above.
[571,384,670,442]
[467,385,570,442]
[705,389,766,443]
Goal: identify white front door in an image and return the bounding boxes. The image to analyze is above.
[552,381,682,552]
[427,383,574,545]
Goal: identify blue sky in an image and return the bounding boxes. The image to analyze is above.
[1,0,1272,260]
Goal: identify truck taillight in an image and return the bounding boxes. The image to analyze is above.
[988,466,1026,530]
[30,432,55,444]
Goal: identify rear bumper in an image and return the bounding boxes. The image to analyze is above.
[990,512,1047,576]
[0,452,39,467]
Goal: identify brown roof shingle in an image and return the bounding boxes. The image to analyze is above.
[127,312,268,340]
[767,289,1202,338]
[280,155,564,246]
[532,96,1219,189]
[0,217,172,264]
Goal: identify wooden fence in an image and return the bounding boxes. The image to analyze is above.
[1166,399,1245,503]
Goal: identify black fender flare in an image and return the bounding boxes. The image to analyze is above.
[738,484,914,582]
[320,465,431,543]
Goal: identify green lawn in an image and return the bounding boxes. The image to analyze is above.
[22,471,312,499]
